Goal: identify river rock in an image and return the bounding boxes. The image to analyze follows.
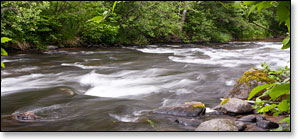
[12,112,41,122]
[170,117,202,127]
[46,45,58,50]
[152,102,206,117]
[237,115,256,122]
[224,69,275,100]
[235,121,247,131]
[219,98,253,114]
[195,118,238,131]
[256,119,279,129]
[58,88,75,96]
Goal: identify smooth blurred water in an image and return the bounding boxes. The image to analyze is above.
[1,41,290,131]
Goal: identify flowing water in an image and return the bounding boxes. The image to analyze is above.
[1,41,290,131]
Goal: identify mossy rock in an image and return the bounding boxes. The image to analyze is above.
[225,68,276,100]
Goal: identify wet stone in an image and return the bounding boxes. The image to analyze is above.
[235,121,247,131]
[195,118,238,131]
[12,112,41,122]
[219,98,253,114]
[152,102,206,117]
[256,119,279,129]
[237,115,256,122]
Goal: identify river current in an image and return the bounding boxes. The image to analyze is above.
[1,41,290,131]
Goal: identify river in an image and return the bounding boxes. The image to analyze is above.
[1,41,290,131]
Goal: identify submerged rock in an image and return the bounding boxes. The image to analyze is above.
[12,112,41,122]
[195,118,238,131]
[215,98,253,114]
[224,69,275,100]
[152,102,206,117]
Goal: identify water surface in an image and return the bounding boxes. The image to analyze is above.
[1,42,290,131]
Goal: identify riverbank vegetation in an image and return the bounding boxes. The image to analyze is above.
[1,1,287,50]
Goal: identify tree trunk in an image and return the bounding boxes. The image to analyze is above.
[181,9,187,32]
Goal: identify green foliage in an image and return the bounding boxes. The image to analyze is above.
[248,63,290,131]
[1,1,288,48]
[244,1,291,130]
[242,1,290,49]
[248,84,274,100]
[1,37,12,44]
[1,37,12,68]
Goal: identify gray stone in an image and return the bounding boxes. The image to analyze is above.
[235,121,247,131]
[237,115,256,122]
[195,118,238,131]
[172,117,202,127]
[220,98,253,114]
[152,102,205,117]
[256,119,279,129]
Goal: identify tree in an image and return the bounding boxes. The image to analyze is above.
[242,1,291,131]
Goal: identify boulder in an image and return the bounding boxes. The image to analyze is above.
[236,115,256,122]
[224,69,275,100]
[195,119,238,131]
[12,112,41,122]
[218,98,253,114]
[152,102,206,117]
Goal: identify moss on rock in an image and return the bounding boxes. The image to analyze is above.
[237,69,276,87]
[225,68,276,100]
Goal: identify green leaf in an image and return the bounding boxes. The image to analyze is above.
[242,1,259,5]
[88,16,103,23]
[112,1,117,13]
[1,48,8,56]
[282,36,290,49]
[269,83,290,101]
[278,100,289,112]
[256,1,273,14]
[1,62,5,68]
[248,84,274,100]
[273,111,281,116]
[277,1,290,23]
[258,104,277,114]
[247,4,257,17]
[279,117,290,124]
[285,17,290,33]
[1,37,12,44]
[233,1,242,8]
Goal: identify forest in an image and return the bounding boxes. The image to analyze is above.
[1,1,288,49]
[1,1,291,132]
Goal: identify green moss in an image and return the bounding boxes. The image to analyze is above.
[237,69,276,87]
[230,68,276,96]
